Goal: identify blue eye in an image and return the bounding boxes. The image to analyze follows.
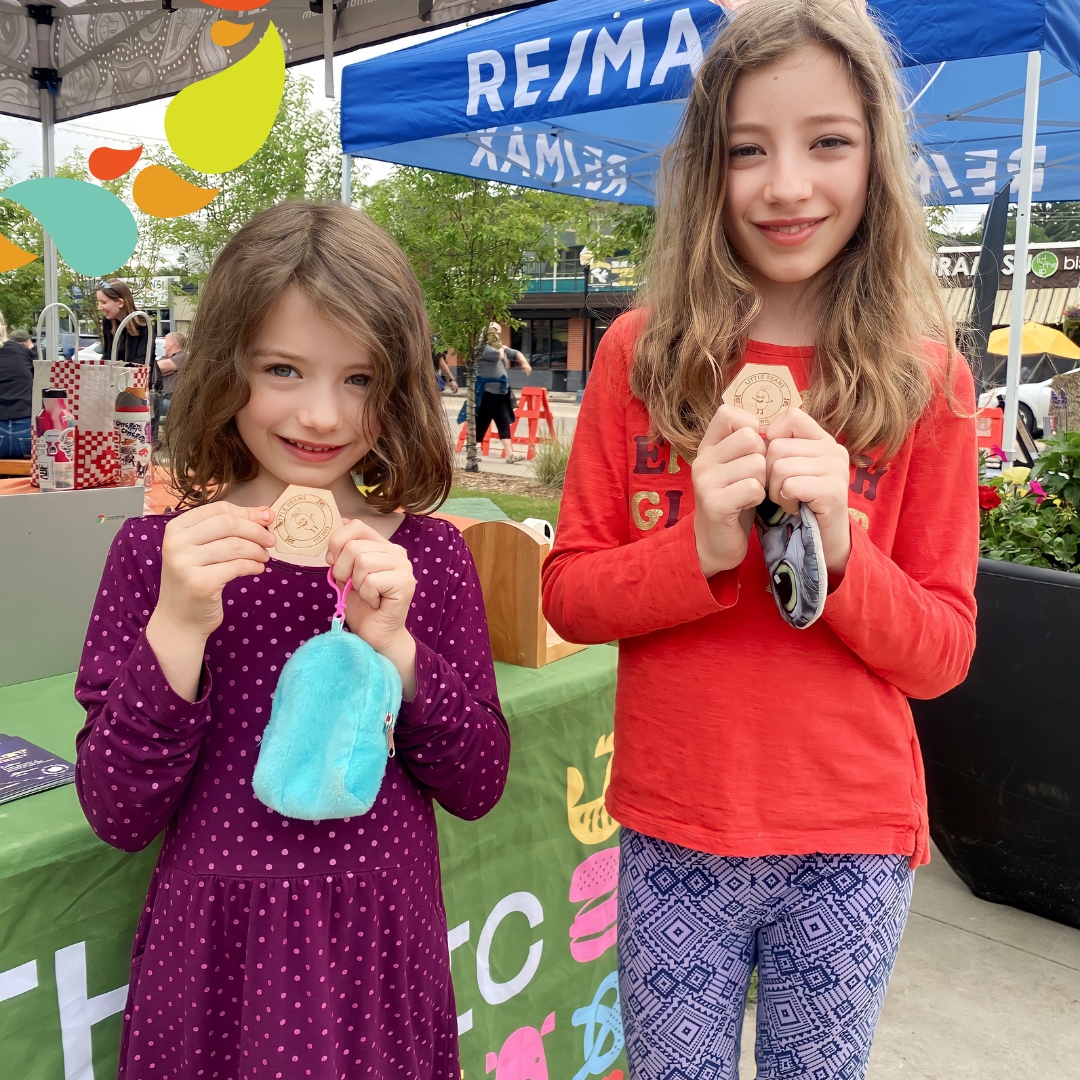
[267,364,298,378]
[348,374,372,388]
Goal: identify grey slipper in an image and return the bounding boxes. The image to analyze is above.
[755,496,826,630]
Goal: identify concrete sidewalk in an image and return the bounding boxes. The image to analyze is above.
[738,844,1080,1078]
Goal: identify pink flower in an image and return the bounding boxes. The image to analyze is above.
[992,444,1007,461]
[1029,479,1047,504]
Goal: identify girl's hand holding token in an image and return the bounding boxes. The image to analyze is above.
[327,519,418,699]
[692,404,768,577]
[765,408,853,579]
[147,502,276,700]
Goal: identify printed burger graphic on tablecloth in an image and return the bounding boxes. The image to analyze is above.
[569,847,620,964]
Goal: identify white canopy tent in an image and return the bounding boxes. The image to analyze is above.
[0,0,542,352]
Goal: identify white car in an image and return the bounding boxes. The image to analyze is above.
[78,337,165,363]
[978,355,1078,437]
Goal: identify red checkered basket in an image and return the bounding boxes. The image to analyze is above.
[30,358,148,489]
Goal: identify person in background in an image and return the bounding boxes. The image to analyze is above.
[475,322,532,464]
[152,331,187,443]
[433,345,459,394]
[98,280,151,368]
[0,329,35,458]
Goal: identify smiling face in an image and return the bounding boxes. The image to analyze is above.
[722,44,870,291]
[233,288,380,497]
[97,290,123,322]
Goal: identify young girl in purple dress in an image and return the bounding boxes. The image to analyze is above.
[74,201,510,1079]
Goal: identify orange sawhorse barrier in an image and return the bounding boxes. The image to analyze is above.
[510,386,557,461]
[455,418,511,458]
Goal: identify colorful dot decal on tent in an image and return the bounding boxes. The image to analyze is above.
[89,145,144,181]
[198,0,272,10]
[210,19,254,47]
[0,178,137,276]
[133,165,221,218]
[165,22,285,175]
[0,230,37,271]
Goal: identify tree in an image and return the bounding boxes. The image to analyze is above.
[152,75,340,281]
[942,202,1080,247]
[0,138,47,332]
[363,169,605,470]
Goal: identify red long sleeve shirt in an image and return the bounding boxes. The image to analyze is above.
[542,312,979,867]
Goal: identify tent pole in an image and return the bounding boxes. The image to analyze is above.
[324,1,335,99]
[41,86,59,361]
[33,6,60,363]
[341,154,352,205]
[1002,50,1041,458]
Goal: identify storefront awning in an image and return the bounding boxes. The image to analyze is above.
[943,286,1080,326]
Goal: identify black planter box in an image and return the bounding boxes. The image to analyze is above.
[910,558,1080,929]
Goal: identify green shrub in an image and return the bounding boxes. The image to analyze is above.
[532,428,572,489]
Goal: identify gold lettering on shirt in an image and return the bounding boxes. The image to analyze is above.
[632,490,662,530]
[668,450,691,474]
[848,507,869,530]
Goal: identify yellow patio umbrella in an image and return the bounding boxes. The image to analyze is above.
[987,322,1080,359]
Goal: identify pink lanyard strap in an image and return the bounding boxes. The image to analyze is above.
[327,566,352,620]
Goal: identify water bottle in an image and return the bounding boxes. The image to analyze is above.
[114,383,151,487]
[36,388,74,491]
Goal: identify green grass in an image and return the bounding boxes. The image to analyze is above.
[447,486,560,526]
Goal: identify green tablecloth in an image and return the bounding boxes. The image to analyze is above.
[0,646,623,1080]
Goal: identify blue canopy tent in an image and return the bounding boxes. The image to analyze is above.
[340,0,1080,450]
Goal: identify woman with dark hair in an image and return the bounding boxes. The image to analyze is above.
[97,280,151,367]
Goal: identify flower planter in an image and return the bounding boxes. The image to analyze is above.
[909,557,1080,929]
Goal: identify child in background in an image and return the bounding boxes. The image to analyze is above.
[75,201,509,1079]
[543,2,978,1078]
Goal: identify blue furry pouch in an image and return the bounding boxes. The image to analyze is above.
[252,568,402,820]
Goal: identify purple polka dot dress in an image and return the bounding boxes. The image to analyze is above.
[74,513,510,1080]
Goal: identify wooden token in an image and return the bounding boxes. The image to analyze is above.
[268,486,344,566]
[722,363,802,427]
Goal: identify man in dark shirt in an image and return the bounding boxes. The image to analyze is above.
[0,330,35,458]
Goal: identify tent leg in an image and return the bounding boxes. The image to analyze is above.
[40,84,59,363]
[324,1,335,99]
[341,154,352,205]
[1002,50,1041,458]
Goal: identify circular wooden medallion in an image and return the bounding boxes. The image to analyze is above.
[724,363,801,427]
[273,493,334,552]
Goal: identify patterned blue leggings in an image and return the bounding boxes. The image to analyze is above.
[618,829,914,1080]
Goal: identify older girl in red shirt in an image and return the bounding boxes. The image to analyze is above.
[542,2,978,1077]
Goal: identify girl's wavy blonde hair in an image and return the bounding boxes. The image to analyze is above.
[164,200,452,512]
[632,0,955,463]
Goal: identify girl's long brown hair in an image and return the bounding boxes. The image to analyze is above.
[632,0,955,463]
[164,200,453,513]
